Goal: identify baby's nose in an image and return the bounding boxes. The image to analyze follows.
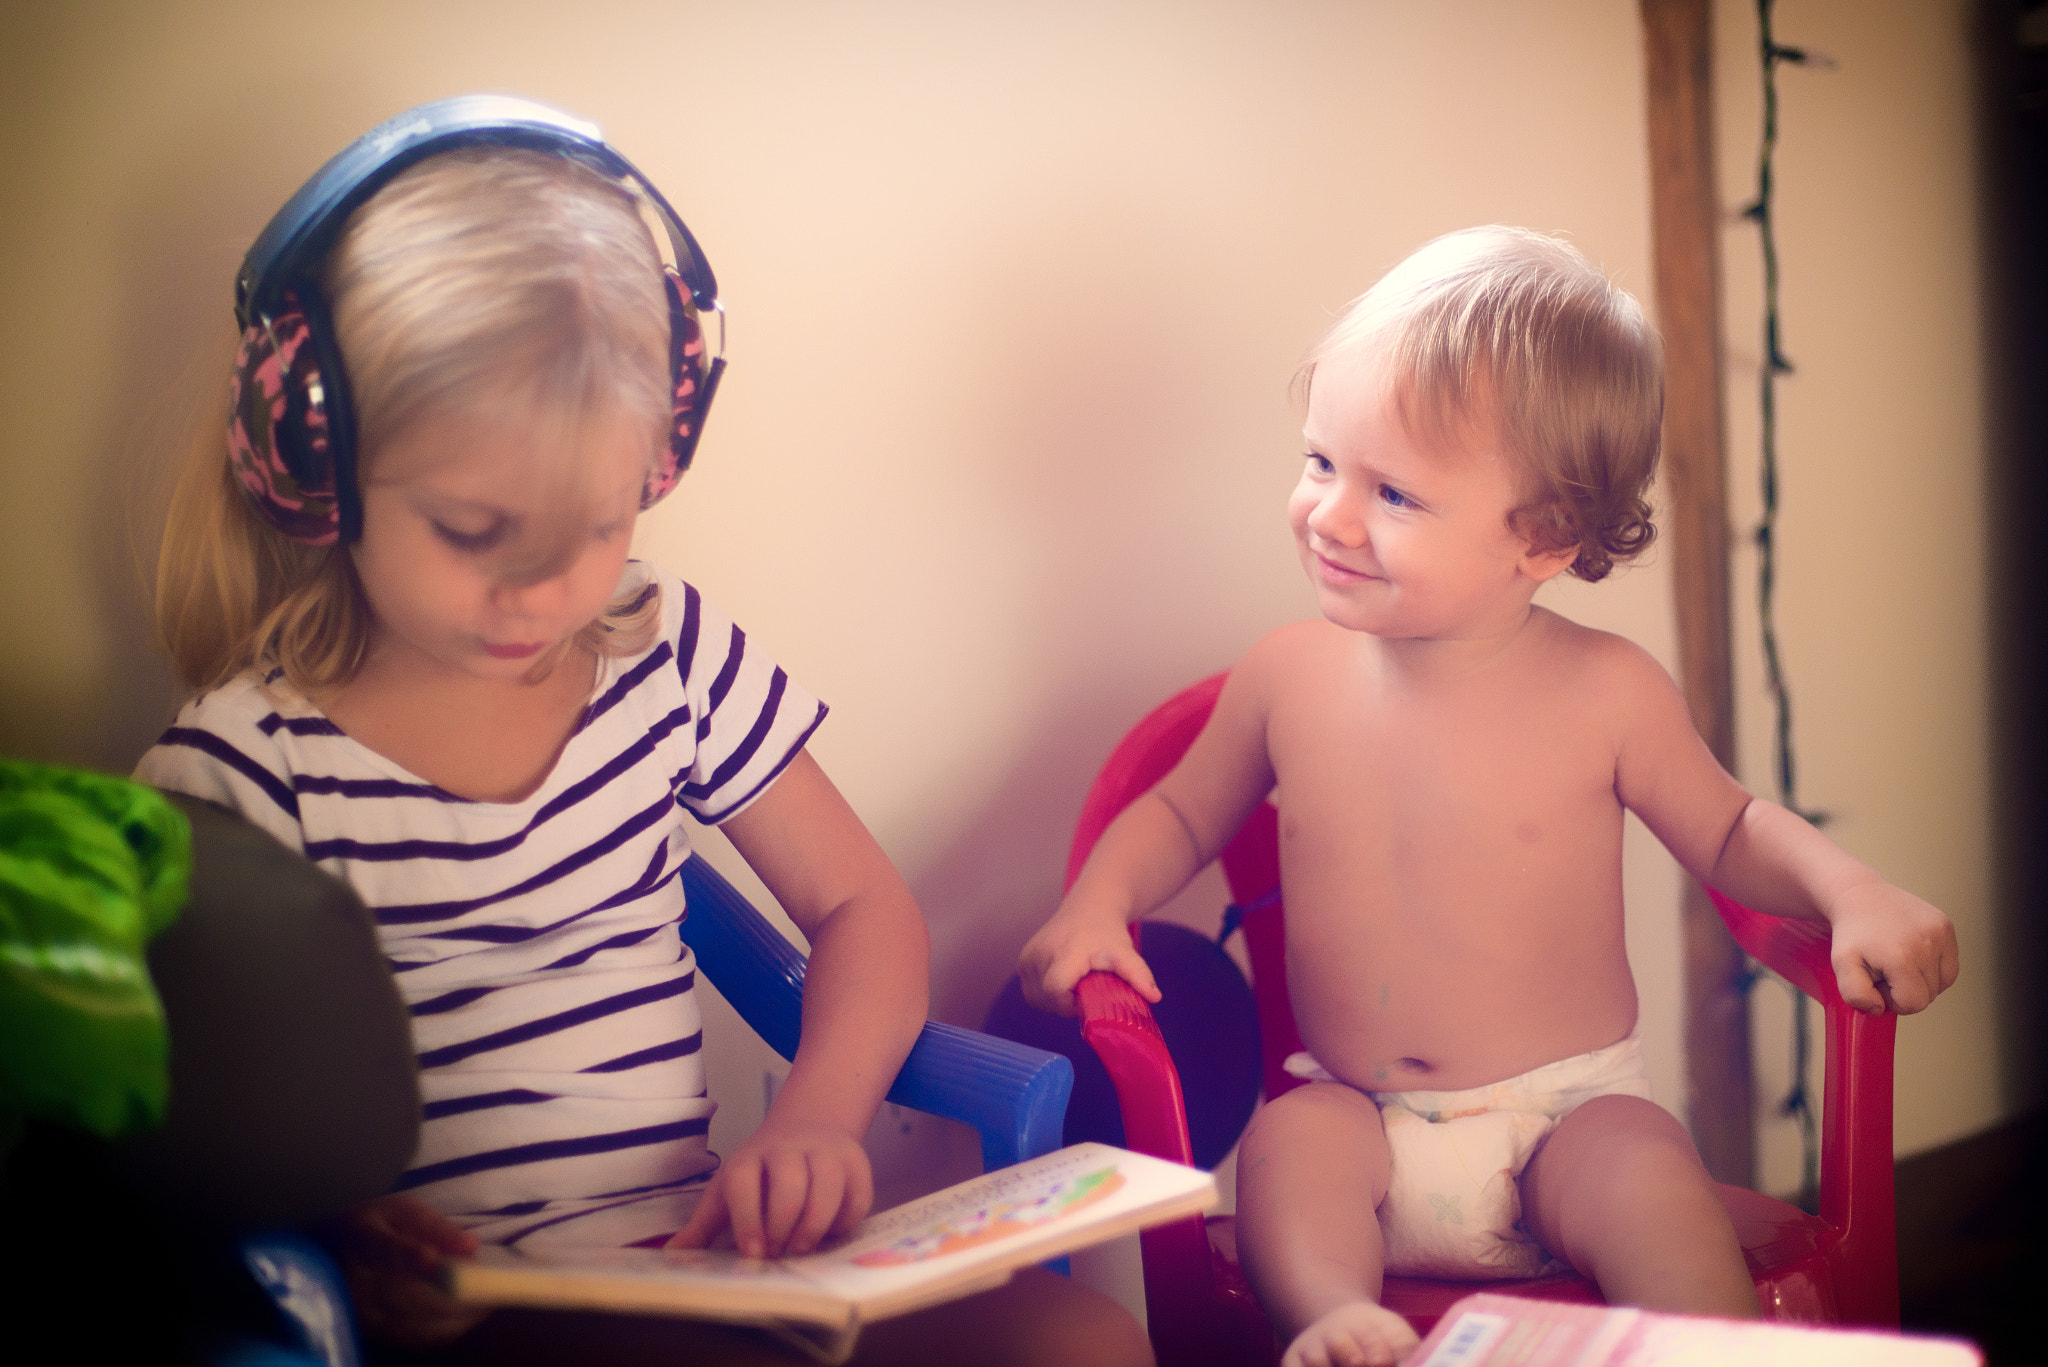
[1308,489,1367,547]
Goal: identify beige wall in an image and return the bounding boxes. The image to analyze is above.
[0,0,2005,1260]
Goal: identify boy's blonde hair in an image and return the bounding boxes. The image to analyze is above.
[1301,226,1663,582]
[156,147,672,695]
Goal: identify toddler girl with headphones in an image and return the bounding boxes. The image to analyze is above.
[136,98,1147,1367]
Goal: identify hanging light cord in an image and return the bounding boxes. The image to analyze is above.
[1741,0,1833,1209]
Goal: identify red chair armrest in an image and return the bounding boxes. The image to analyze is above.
[1708,889,1839,1008]
[1077,970,1197,1166]
[1706,889,1898,1326]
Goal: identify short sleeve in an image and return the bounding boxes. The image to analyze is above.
[668,579,828,825]
[134,678,307,855]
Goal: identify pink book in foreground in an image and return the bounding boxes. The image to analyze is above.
[1411,1292,1982,1367]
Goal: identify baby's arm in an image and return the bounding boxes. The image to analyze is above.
[670,749,930,1258]
[1610,642,1958,1015]
[1019,643,1282,1015]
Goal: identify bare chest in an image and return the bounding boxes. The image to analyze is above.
[1264,666,1624,922]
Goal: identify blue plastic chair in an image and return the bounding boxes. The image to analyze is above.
[236,852,1075,1366]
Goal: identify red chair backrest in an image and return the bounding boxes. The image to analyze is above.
[1066,672,1308,1102]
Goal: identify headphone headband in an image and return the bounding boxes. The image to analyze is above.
[228,95,724,546]
[236,95,719,328]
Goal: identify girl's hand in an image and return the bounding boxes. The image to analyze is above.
[1825,880,1959,1015]
[1018,905,1160,1018]
[328,1195,487,1350]
[668,1118,874,1259]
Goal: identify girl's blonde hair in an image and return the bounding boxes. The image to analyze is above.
[156,147,672,696]
[1299,226,1664,582]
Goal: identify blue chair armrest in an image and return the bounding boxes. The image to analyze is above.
[237,1233,362,1367]
[680,853,1072,1169]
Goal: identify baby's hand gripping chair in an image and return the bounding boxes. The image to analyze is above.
[1069,674,1899,1367]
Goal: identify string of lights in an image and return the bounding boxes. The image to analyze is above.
[1740,0,1832,1208]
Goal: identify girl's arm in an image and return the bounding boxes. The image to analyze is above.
[1018,648,1280,1016]
[670,748,929,1259]
[1611,642,1958,1015]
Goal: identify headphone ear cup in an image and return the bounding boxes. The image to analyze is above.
[642,270,719,509]
[228,304,343,544]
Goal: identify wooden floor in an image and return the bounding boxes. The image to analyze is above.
[1895,1111,2045,1366]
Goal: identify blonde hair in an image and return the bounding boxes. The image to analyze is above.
[156,147,671,695]
[1299,226,1663,582]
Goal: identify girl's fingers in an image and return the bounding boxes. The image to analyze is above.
[724,1156,768,1258]
[761,1150,812,1256]
[668,1177,728,1250]
[401,1201,479,1257]
[836,1151,874,1236]
[788,1156,846,1255]
[360,1197,474,1270]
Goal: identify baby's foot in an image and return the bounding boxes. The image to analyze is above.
[1280,1300,1421,1367]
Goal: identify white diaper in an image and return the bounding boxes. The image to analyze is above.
[1282,1029,1654,1280]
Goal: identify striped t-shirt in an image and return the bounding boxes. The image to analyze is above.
[134,561,826,1249]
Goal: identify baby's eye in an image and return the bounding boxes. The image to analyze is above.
[432,520,506,553]
[1304,452,1335,476]
[1378,484,1415,510]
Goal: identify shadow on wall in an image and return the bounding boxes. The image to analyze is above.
[901,200,1301,1029]
[3,93,298,774]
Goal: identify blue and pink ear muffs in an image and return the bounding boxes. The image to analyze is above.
[228,95,726,546]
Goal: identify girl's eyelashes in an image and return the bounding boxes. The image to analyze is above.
[433,514,629,554]
[1378,483,1418,510]
[431,519,508,553]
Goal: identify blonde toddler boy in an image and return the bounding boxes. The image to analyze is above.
[1020,227,1957,1367]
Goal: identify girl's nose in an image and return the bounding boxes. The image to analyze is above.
[490,563,575,621]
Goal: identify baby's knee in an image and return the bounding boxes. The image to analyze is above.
[1525,1095,1722,1242]
[1238,1083,1391,1182]
[1560,1095,1710,1182]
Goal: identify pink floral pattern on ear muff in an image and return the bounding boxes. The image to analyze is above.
[643,270,710,509]
[227,304,340,544]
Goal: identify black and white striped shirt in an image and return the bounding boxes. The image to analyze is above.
[135,562,826,1248]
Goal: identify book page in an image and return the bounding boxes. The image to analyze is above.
[785,1142,1216,1320]
[447,1144,1215,1349]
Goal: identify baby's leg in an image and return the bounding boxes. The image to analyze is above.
[1518,1094,1758,1317]
[1235,1082,1417,1367]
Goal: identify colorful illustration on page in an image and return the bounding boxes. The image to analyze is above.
[851,1168,1127,1267]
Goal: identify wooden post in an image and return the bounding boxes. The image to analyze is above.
[1640,0,1755,1187]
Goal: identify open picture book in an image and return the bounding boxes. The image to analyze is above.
[1411,1292,1983,1367]
[446,1142,1217,1364]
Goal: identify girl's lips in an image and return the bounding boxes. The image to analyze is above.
[484,641,545,659]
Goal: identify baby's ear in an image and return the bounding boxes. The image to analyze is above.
[1521,543,1581,584]
[1510,503,1582,583]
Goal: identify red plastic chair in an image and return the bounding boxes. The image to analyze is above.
[1070,674,1899,1367]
